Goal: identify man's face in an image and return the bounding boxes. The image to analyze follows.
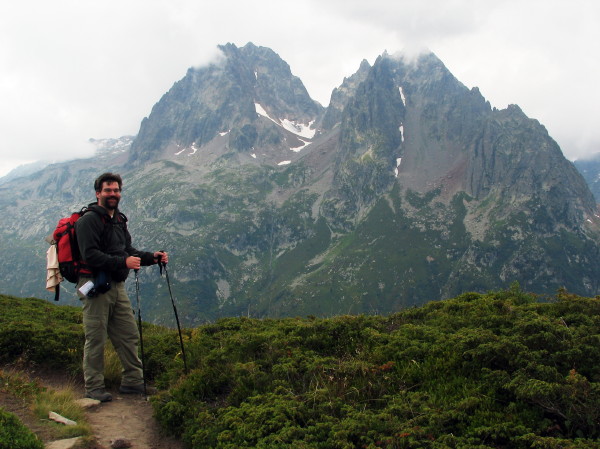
[96,181,121,210]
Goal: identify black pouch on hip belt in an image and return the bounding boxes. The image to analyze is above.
[86,271,112,297]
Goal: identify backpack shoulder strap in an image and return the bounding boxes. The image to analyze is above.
[74,206,112,260]
[110,211,129,233]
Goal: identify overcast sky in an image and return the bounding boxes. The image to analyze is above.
[1,0,598,177]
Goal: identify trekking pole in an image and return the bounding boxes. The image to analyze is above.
[158,254,188,374]
[134,267,148,397]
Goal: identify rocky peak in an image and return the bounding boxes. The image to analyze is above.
[327,48,595,235]
[128,42,323,166]
[321,59,371,130]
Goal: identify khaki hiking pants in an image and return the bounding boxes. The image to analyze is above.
[77,279,143,392]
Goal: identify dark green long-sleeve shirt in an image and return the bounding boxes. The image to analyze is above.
[75,203,155,282]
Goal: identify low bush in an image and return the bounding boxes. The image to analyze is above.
[0,295,84,372]
[0,407,44,449]
[4,290,600,448]
[152,289,600,448]
[0,294,181,382]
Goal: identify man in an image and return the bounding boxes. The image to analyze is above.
[75,172,168,402]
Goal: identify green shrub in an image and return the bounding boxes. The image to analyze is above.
[0,295,84,372]
[0,407,44,449]
[0,294,182,383]
[151,289,600,448]
[5,290,600,448]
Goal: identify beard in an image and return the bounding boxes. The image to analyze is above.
[101,196,120,210]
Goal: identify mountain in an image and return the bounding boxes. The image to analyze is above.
[0,137,133,186]
[574,153,600,201]
[0,43,598,326]
[0,161,51,185]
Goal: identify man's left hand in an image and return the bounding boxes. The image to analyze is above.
[154,251,168,264]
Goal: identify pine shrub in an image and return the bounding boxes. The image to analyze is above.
[151,289,600,448]
[0,407,44,449]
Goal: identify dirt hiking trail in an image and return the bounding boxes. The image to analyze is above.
[84,390,183,449]
[1,367,184,449]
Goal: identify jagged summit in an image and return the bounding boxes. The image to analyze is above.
[321,59,371,131]
[333,50,596,219]
[128,42,324,168]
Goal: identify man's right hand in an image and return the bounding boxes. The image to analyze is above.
[126,256,141,270]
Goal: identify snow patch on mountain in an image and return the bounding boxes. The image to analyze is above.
[290,140,311,152]
[280,119,315,139]
[399,87,406,105]
[255,103,272,120]
[394,158,402,177]
[89,136,134,157]
[174,142,200,156]
[255,103,316,139]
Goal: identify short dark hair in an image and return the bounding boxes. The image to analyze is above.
[94,172,123,192]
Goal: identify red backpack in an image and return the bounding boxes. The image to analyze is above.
[52,207,94,284]
[47,207,125,300]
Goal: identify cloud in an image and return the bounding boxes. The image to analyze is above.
[309,0,490,37]
[0,0,599,177]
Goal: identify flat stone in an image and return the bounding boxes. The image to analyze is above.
[45,437,83,449]
[48,411,77,426]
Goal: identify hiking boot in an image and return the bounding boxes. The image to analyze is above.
[85,389,112,402]
[119,384,157,395]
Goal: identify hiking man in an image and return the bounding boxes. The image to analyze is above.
[75,172,168,402]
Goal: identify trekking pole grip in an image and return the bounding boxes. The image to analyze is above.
[157,251,166,275]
